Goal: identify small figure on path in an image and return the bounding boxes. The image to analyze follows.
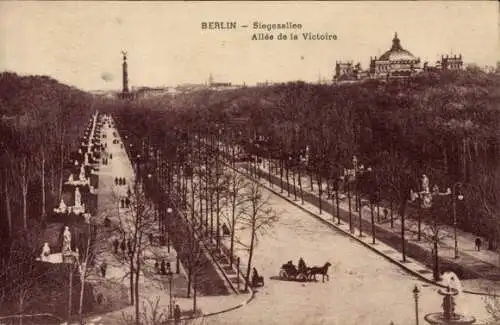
[120,239,126,255]
[149,233,154,246]
[114,177,118,185]
[127,239,133,256]
[160,259,167,275]
[113,238,119,254]
[173,304,181,325]
[221,223,230,236]
[100,261,107,278]
[298,257,306,274]
[475,237,482,251]
[109,153,113,159]
[104,216,111,228]
[383,208,389,220]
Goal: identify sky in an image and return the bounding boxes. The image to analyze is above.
[0,1,498,91]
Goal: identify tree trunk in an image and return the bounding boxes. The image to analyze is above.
[230,181,237,266]
[285,165,290,196]
[279,160,284,193]
[318,174,323,214]
[41,149,46,222]
[309,170,314,191]
[298,167,303,204]
[78,268,86,324]
[245,225,256,292]
[129,257,134,305]
[18,292,24,325]
[68,266,73,322]
[4,171,12,236]
[186,263,192,298]
[22,184,28,230]
[134,259,140,325]
[59,128,65,199]
[193,273,197,313]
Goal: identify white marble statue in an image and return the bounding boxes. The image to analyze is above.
[56,198,67,213]
[421,174,430,193]
[41,242,51,261]
[68,174,74,183]
[75,187,82,208]
[79,165,86,181]
[62,226,72,254]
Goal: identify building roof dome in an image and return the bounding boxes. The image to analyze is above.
[379,33,419,62]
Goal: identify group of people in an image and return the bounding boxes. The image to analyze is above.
[112,236,135,256]
[154,259,171,275]
[120,197,131,209]
[283,257,307,273]
[114,177,127,186]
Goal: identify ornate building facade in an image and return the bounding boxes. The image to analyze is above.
[334,61,362,81]
[368,33,421,79]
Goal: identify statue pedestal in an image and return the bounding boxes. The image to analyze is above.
[62,251,79,264]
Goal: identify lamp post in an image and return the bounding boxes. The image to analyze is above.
[290,156,297,201]
[336,175,344,225]
[166,269,173,318]
[166,207,172,253]
[410,175,451,281]
[356,165,372,238]
[413,285,420,325]
[452,182,464,259]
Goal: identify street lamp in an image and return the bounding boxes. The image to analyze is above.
[451,182,464,259]
[166,269,174,318]
[166,207,172,253]
[413,285,420,325]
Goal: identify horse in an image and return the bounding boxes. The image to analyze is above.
[307,262,332,282]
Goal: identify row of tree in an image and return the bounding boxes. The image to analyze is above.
[0,72,96,320]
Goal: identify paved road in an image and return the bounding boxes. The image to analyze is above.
[204,175,492,325]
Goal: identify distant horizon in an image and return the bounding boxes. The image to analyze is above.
[1,1,497,91]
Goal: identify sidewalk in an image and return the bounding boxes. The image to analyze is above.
[82,117,254,325]
[236,158,500,295]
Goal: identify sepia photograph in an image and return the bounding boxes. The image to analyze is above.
[0,1,499,325]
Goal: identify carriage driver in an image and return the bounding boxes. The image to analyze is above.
[298,257,306,274]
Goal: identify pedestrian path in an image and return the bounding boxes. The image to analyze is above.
[82,115,254,325]
[233,159,500,295]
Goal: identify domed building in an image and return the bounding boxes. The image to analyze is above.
[369,33,421,79]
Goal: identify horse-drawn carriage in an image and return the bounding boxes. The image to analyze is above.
[278,259,332,282]
[279,260,309,282]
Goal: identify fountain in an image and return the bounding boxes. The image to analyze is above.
[424,272,476,324]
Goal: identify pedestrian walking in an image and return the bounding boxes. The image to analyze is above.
[100,261,107,278]
[475,237,482,251]
[120,239,126,255]
[160,259,166,275]
[173,304,181,325]
[113,238,119,254]
[127,238,133,256]
[104,216,111,228]
[383,208,389,220]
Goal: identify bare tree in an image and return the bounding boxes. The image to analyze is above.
[238,181,279,291]
[222,169,248,266]
[113,178,156,325]
[483,290,500,324]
